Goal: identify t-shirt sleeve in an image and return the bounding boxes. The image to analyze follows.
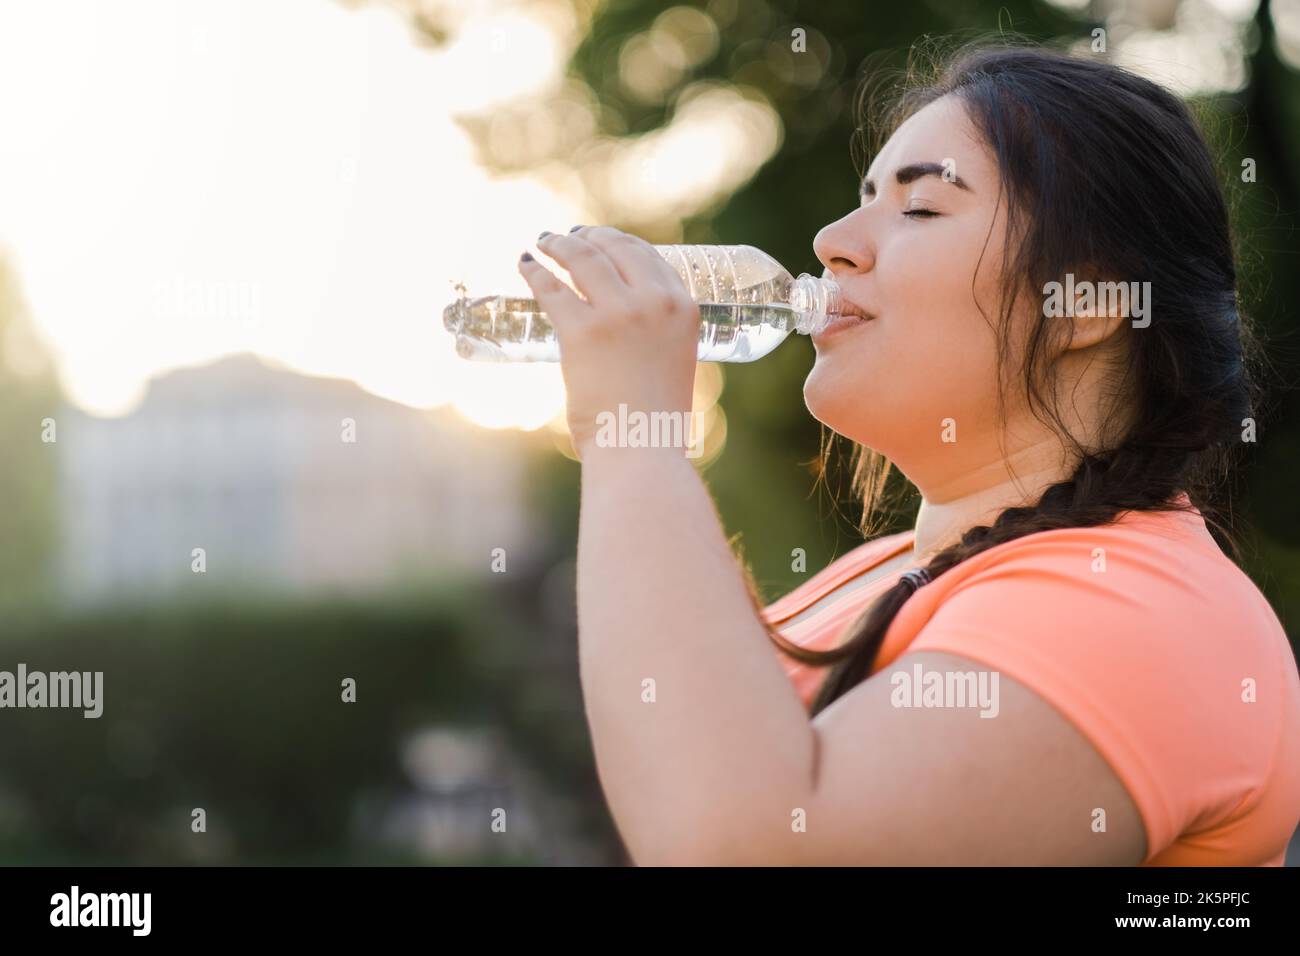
[901,530,1272,862]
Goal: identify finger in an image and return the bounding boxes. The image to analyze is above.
[517,253,592,328]
[535,231,630,307]
[572,226,685,297]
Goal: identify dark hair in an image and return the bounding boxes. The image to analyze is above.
[765,41,1263,718]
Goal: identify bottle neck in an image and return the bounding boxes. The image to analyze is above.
[790,274,840,335]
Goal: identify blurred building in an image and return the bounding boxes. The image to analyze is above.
[55,353,539,604]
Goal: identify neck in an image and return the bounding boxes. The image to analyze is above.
[910,435,1073,561]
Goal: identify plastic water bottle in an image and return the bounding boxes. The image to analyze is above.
[442,245,842,362]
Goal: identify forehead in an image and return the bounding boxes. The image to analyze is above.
[865,95,993,183]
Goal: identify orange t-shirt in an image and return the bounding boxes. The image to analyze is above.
[761,497,1300,866]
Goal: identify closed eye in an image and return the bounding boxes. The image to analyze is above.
[902,208,939,219]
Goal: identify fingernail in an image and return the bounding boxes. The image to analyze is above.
[569,225,585,233]
[520,251,534,262]
[538,231,552,241]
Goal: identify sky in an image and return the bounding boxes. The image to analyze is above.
[0,0,578,427]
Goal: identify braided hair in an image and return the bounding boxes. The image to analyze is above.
[767,42,1263,718]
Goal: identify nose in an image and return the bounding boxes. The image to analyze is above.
[813,209,875,278]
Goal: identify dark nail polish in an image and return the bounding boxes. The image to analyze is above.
[538,231,552,240]
[569,225,585,233]
[520,251,534,262]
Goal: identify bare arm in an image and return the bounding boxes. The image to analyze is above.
[576,443,817,865]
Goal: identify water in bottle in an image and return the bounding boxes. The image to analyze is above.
[442,245,842,363]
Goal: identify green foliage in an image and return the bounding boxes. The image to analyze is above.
[0,591,620,865]
[0,257,59,609]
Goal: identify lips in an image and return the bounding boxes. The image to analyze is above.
[809,295,876,345]
[835,302,874,321]
[830,294,876,324]
[821,303,873,329]
[820,268,876,322]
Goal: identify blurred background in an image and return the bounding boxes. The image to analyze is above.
[0,0,1296,865]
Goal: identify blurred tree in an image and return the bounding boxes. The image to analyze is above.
[1235,0,1300,554]
[0,254,60,609]
[0,587,621,864]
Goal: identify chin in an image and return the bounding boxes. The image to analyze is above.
[803,358,916,458]
[802,359,872,437]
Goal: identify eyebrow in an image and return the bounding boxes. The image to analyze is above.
[860,161,972,197]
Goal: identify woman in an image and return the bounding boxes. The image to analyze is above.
[518,43,1300,866]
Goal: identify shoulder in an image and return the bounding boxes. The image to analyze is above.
[914,505,1280,648]
[899,506,1296,859]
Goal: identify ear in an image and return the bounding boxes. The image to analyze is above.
[1061,272,1134,351]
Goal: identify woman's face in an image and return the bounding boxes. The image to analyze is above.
[806,95,1026,491]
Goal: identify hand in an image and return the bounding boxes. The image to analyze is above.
[517,226,700,459]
